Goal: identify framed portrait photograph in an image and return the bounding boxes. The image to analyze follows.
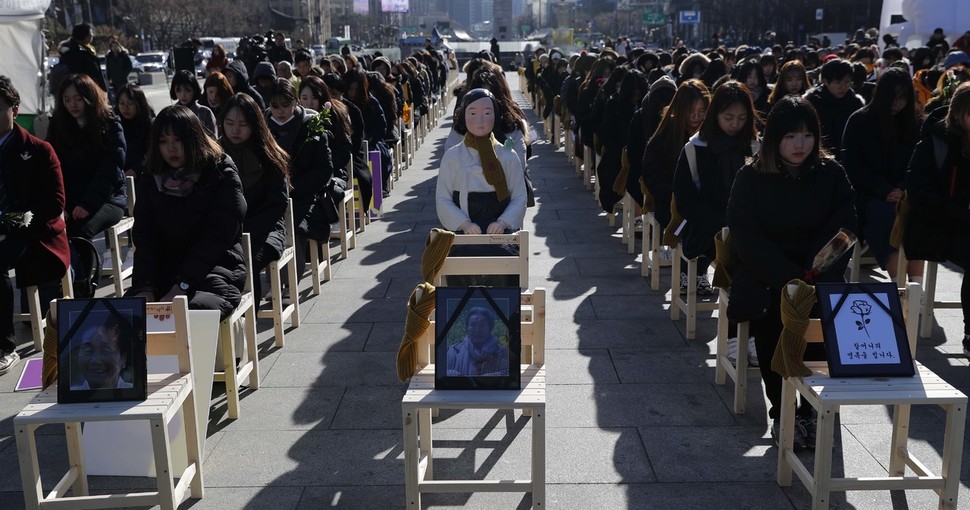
[57,298,148,404]
[816,282,915,378]
[434,287,521,390]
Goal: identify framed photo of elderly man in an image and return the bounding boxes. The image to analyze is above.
[434,286,521,390]
[816,282,915,378]
[57,298,148,404]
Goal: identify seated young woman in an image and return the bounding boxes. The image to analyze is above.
[727,95,856,450]
[219,93,290,302]
[127,105,247,319]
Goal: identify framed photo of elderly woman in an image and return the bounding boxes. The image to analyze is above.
[434,286,521,390]
[57,298,148,404]
[816,282,915,378]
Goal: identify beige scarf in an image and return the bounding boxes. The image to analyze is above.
[462,132,509,202]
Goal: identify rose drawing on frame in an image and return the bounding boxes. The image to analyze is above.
[851,299,872,338]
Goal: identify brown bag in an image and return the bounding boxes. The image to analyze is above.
[639,178,655,212]
[613,146,631,196]
[662,195,684,247]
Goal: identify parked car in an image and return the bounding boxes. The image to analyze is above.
[134,51,170,74]
[311,44,325,58]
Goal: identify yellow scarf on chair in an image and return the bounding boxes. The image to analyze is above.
[463,132,509,202]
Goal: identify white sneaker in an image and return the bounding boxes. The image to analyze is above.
[726,337,739,364]
[747,337,759,367]
[330,222,342,234]
[0,351,20,376]
[660,247,673,260]
[696,274,714,296]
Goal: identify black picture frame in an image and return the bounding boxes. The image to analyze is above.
[434,287,521,390]
[57,298,148,404]
[815,282,915,378]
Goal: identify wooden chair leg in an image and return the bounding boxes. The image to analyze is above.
[219,319,241,420]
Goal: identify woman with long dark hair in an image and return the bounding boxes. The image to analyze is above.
[598,69,648,212]
[842,68,924,280]
[733,57,770,118]
[265,78,337,277]
[219,93,290,301]
[674,80,759,296]
[115,83,154,179]
[641,79,711,234]
[343,68,392,197]
[299,75,352,181]
[170,69,217,137]
[47,73,127,239]
[727,95,855,449]
[128,105,246,318]
[767,60,810,107]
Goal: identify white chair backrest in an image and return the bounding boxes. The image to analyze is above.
[144,296,193,374]
[434,231,530,289]
[241,232,254,294]
[125,176,136,213]
[415,287,546,370]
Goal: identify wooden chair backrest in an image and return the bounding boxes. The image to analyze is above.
[415,287,546,370]
[241,232,254,294]
[789,282,921,357]
[125,176,136,213]
[434,231,530,289]
[144,296,193,375]
[283,198,295,249]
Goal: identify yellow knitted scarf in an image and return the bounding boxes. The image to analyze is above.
[463,132,510,202]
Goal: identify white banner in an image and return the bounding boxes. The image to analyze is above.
[0,0,51,20]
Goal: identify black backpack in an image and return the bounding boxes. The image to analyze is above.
[69,236,102,298]
[49,62,70,96]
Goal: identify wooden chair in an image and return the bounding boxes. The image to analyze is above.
[214,233,259,420]
[14,270,74,352]
[713,230,756,414]
[434,231,530,290]
[105,176,137,296]
[330,184,357,260]
[256,199,300,348]
[355,141,371,232]
[714,287,754,414]
[847,242,878,282]
[670,243,719,340]
[918,260,962,339]
[14,296,204,510]
[402,288,546,509]
[307,237,333,296]
[775,282,968,510]
[640,212,672,291]
[582,144,594,191]
[621,193,640,254]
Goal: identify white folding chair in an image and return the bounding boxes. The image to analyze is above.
[105,176,137,296]
[214,233,259,420]
[256,199,300,348]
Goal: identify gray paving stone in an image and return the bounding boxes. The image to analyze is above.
[547,318,689,351]
[551,481,796,509]
[262,351,400,387]
[540,348,614,384]
[210,387,343,432]
[589,294,672,319]
[547,383,736,428]
[268,322,373,353]
[297,486,402,509]
[611,349,717,384]
[639,426,778,482]
[203,430,403,487]
[330,385,406,430]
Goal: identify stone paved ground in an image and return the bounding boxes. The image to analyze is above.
[0,73,968,509]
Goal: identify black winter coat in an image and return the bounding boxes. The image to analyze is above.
[225,60,265,109]
[597,93,635,212]
[804,85,864,156]
[841,108,916,200]
[904,118,970,261]
[221,141,287,259]
[673,137,752,259]
[52,116,127,214]
[121,117,150,180]
[726,159,856,322]
[131,155,246,319]
[267,106,335,234]
[59,38,107,90]
[575,81,601,148]
[640,134,681,227]
[624,108,647,205]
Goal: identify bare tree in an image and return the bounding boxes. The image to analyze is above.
[122,0,269,52]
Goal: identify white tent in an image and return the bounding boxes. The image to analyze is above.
[880,0,970,50]
[0,0,51,117]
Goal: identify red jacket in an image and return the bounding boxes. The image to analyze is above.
[1,124,70,287]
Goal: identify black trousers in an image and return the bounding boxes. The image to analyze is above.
[0,236,30,353]
[67,203,125,239]
[749,296,826,420]
[947,234,970,336]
